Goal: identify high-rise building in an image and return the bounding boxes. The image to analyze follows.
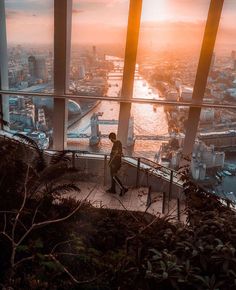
[233,59,236,71]
[231,50,236,60]
[28,55,36,78]
[92,45,97,62]
[28,56,47,81]
[78,64,85,79]
[210,52,216,71]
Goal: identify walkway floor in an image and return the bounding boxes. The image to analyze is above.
[66,182,186,223]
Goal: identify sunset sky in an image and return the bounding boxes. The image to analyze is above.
[4,0,236,52]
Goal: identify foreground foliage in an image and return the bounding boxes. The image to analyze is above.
[0,136,236,289]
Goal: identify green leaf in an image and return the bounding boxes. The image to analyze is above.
[41,261,58,270]
[34,239,43,249]
[147,260,152,272]
[192,249,198,257]
[214,238,223,245]
[228,270,236,277]
[162,272,168,279]
[149,248,162,258]
[185,260,190,271]
[16,245,29,253]
[160,261,166,271]
[36,253,45,260]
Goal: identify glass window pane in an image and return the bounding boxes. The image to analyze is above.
[4,1,54,147]
[5,0,54,93]
[7,95,53,149]
[67,99,119,152]
[135,0,211,101]
[204,0,236,105]
[69,0,129,98]
[67,100,189,170]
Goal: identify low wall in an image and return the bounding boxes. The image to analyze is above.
[73,155,183,199]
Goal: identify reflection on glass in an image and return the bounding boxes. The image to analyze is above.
[135,0,210,100]
[70,0,129,97]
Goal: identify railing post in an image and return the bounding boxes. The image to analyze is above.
[162,192,166,214]
[146,186,152,207]
[226,199,230,209]
[177,198,180,221]
[168,170,173,201]
[104,155,108,186]
[136,157,140,188]
[72,152,75,169]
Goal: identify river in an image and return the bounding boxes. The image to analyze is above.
[66,56,236,194]
[67,57,168,159]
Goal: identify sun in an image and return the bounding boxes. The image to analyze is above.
[141,0,168,22]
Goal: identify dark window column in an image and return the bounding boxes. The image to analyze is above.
[53,0,72,150]
[0,0,9,129]
[183,0,224,156]
[117,0,142,149]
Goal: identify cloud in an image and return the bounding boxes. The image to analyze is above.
[5,0,53,15]
[73,0,128,10]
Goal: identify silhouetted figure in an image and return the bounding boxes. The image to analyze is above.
[106,132,128,196]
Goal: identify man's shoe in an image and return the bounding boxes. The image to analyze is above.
[119,187,128,196]
[106,188,116,194]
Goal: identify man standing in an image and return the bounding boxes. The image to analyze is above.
[106,132,128,196]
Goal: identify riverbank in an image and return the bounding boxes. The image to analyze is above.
[67,100,101,129]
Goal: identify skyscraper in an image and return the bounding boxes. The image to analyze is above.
[92,45,97,62]
[28,55,36,78]
[210,52,216,71]
[231,50,236,60]
[28,56,47,81]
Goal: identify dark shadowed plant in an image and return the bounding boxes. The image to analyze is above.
[1,136,236,289]
[0,135,82,286]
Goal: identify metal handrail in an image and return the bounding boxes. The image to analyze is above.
[0,131,235,208]
[1,89,236,109]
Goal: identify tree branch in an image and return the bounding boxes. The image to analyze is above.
[49,254,107,285]
[14,256,34,268]
[3,213,7,232]
[12,165,30,241]
[16,185,97,246]
[0,231,12,243]
[49,254,80,284]
[51,238,81,254]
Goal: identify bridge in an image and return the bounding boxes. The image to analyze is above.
[67,132,172,141]
[67,113,182,145]
[108,75,143,80]
[199,129,236,149]
[108,70,141,80]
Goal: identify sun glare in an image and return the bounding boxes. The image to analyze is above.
[142,0,168,22]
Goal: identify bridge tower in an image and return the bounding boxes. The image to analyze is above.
[127,116,135,147]
[89,113,101,146]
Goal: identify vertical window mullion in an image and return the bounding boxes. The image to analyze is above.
[183,0,224,157]
[117,0,142,149]
[53,0,72,150]
[0,0,9,129]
